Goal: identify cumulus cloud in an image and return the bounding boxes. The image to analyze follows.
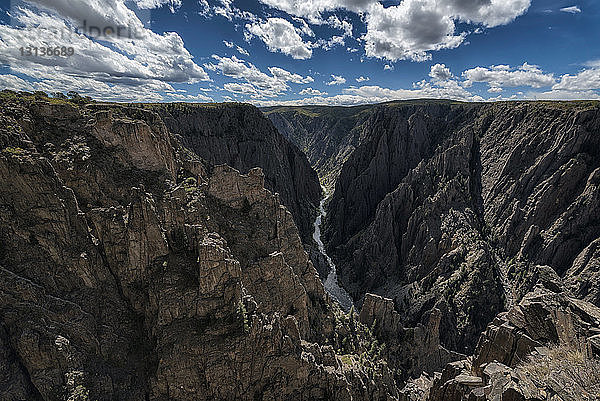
[213,0,257,21]
[256,0,369,23]
[560,6,581,14]
[552,68,600,92]
[356,76,370,82]
[463,63,555,89]
[0,74,35,92]
[299,87,328,96]
[205,55,313,98]
[167,92,214,102]
[1,72,174,102]
[583,60,600,68]
[363,1,466,62]
[132,0,181,12]
[316,35,346,51]
[429,63,453,80]
[326,15,353,37]
[248,58,600,105]
[326,74,346,85]
[268,67,314,83]
[223,82,260,96]
[526,89,600,100]
[0,1,209,101]
[223,40,250,56]
[257,0,531,62]
[245,18,313,59]
[255,79,484,107]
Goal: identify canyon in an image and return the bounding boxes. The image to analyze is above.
[1,91,599,400]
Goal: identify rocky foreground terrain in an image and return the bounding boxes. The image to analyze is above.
[0,91,599,400]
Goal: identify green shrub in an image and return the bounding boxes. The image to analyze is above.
[236,300,249,333]
[2,146,25,155]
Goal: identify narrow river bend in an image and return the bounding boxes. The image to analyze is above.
[312,195,354,312]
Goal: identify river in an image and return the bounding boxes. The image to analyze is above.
[312,194,354,312]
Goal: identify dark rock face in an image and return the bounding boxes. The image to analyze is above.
[0,95,399,401]
[315,101,600,355]
[263,105,372,192]
[153,103,322,245]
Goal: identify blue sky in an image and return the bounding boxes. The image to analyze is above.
[0,0,599,104]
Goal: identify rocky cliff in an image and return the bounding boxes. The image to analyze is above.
[263,105,372,192]
[314,101,600,355]
[268,101,600,388]
[151,103,321,245]
[425,283,600,401]
[3,92,600,401]
[0,92,399,401]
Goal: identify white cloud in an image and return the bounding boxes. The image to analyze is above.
[255,80,484,107]
[429,63,453,80]
[0,74,35,92]
[0,1,209,102]
[299,87,327,96]
[257,0,531,62]
[256,0,369,23]
[526,89,600,100]
[223,40,250,56]
[463,63,555,89]
[291,17,315,37]
[316,35,345,51]
[268,67,313,83]
[1,72,172,102]
[326,74,346,85]
[245,18,313,59]
[560,6,581,14]
[347,47,359,53]
[213,0,257,21]
[133,0,181,12]
[364,1,466,62]
[326,15,353,37]
[552,68,600,92]
[356,76,370,82]
[223,82,259,96]
[205,55,287,97]
[583,60,600,68]
[251,59,600,106]
[205,55,313,99]
[168,92,214,102]
[198,0,211,17]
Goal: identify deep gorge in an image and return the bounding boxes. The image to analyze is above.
[1,92,600,400]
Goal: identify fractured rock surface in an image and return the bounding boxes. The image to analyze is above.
[0,94,397,401]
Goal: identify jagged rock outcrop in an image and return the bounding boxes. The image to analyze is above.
[359,294,464,380]
[0,92,399,401]
[152,103,321,245]
[427,285,600,401]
